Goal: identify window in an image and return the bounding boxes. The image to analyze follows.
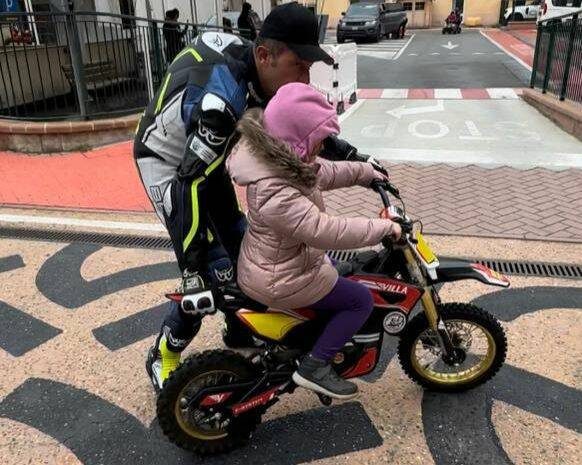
[415,2,425,10]
[385,4,404,12]
[347,4,380,15]
[553,0,582,6]
[403,2,413,11]
[30,1,53,44]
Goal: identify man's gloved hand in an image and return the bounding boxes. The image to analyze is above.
[360,153,389,179]
[322,136,389,178]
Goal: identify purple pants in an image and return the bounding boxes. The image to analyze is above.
[308,277,374,361]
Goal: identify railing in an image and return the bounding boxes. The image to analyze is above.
[530,8,582,105]
[0,11,248,120]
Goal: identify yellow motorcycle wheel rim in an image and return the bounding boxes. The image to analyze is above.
[411,321,496,386]
[174,370,235,440]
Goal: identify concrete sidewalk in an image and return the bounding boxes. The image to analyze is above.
[1,142,581,243]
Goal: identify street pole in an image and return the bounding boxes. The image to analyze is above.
[23,0,40,46]
[58,0,88,119]
[141,0,155,99]
[190,0,197,25]
[215,0,223,31]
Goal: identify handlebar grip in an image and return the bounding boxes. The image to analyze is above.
[370,180,390,204]
[382,237,393,252]
[370,179,384,192]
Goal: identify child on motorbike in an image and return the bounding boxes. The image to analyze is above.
[226,83,401,399]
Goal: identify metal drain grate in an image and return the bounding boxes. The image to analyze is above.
[1,226,581,280]
[473,258,582,280]
[0,226,173,250]
[327,249,360,262]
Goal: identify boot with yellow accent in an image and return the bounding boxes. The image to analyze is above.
[146,327,192,393]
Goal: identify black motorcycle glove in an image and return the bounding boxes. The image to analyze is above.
[322,135,389,178]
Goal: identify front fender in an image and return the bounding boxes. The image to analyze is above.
[431,258,510,288]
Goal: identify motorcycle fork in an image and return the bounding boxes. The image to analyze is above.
[403,248,454,356]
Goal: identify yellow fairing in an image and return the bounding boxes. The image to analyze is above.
[416,232,437,264]
[238,311,304,341]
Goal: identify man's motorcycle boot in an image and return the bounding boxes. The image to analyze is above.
[146,333,182,393]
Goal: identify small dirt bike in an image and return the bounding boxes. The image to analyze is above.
[155,180,509,455]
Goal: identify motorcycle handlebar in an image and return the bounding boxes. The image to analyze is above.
[371,180,417,246]
[370,180,392,208]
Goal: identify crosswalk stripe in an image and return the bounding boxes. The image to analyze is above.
[434,88,463,99]
[381,89,408,98]
[323,34,413,61]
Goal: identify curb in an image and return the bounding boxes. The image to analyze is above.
[0,114,140,153]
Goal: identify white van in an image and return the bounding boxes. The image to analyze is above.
[538,0,582,22]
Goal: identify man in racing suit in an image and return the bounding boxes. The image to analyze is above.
[136,3,388,392]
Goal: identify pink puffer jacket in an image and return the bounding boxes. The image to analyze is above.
[226,110,396,309]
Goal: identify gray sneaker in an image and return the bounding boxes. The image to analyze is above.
[292,354,358,400]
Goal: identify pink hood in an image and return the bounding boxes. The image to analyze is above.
[263,82,340,161]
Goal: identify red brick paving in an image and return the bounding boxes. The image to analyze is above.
[324,163,582,243]
[1,144,582,242]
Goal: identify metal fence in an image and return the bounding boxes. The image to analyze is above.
[0,11,247,120]
[531,9,582,105]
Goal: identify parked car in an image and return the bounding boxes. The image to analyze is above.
[538,0,582,22]
[337,2,407,43]
[504,0,541,21]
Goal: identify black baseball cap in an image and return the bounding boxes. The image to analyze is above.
[259,2,333,66]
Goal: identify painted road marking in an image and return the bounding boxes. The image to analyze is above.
[0,214,166,232]
[381,88,408,99]
[408,120,450,139]
[459,120,498,141]
[338,98,365,124]
[487,88,520,99]
[361,118,543,144]
[359,148,582,170]
[325,34,415,60]
[386,100,444,119]
[434,88,463,99]
[442,41,459,50]
[358,88,521,100]
[392,33,415,60]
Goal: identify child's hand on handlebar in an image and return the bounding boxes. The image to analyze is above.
[373,170,389,183]
[390,222,402,242]
[367,156,389,180]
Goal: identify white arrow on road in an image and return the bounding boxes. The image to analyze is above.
[386,100,445,119]
[442,41,459,50]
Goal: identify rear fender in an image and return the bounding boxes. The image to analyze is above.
[433,258,510,287]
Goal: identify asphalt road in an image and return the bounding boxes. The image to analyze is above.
[358,29,531,88]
